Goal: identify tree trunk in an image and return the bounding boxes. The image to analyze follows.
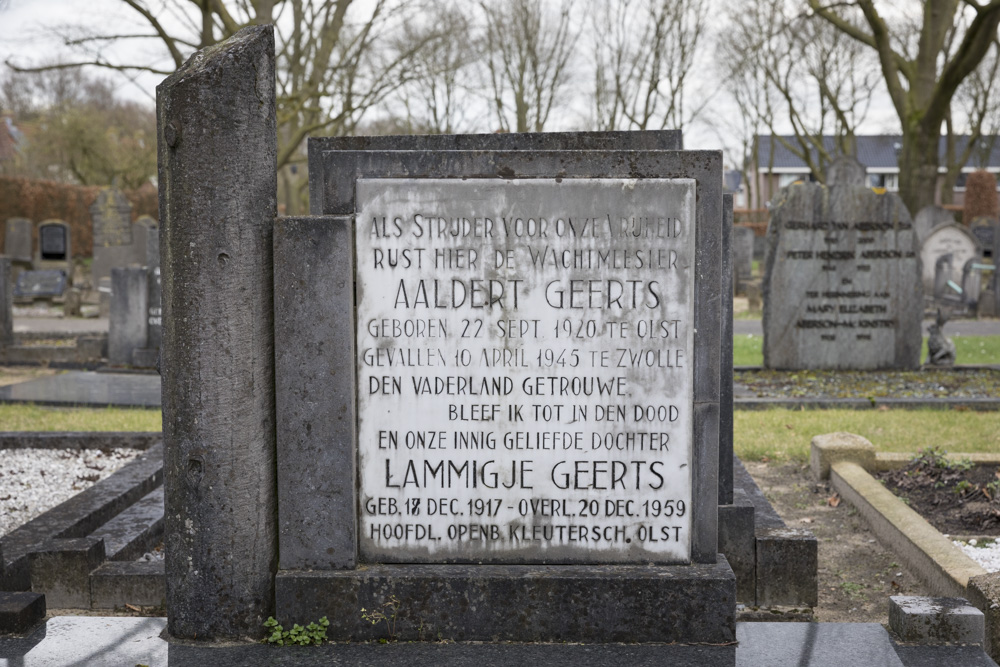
[898,125,940,215]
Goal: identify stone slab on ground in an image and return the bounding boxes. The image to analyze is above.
[90,561,165,610]
[2,617,998,665]
[889,595,984,644]
[0,371,160,408]
[0,592,44,634]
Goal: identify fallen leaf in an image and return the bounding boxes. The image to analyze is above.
[785,424,793,429]
[827,494,841,508]
[125,603,141,612]
[801,517,813,523]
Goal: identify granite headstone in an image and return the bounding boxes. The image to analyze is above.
[4,218,33,267]
[913,206,954,243]
[968,217,996,258]
[734,225,754,291]
[762,157,922,370]
[91,188,135,284]
[14,269,67,300]
[32,220,71,273]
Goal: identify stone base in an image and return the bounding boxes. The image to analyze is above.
[276,559,736,644]
[889,596,985,645]
[0,591,45,634]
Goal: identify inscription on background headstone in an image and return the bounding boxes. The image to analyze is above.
[91,188,133,248]
[762,158,921,370]
[356,178,696,564]
[968,217,996,258]
[920,223,980,293]
[39,223,67,260]
[14,269,66,299]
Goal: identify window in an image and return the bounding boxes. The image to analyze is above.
[778,173,808,188]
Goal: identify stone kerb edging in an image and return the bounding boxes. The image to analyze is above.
[810,432,1000,660]
[0,432,161,450]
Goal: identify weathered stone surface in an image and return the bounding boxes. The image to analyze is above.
[718,491,755,604]
[276,561,735,643]
[755,527,819,607]
[354,178,697,565]
[90,561,165,610]
[968,572,1000,661]
[89,487,163,561]
[108,267,148,366]
[4,218,33,266]
[914,206,955,243]
[312,148,722,565]
[0,591,45,634]
[920,223,980,293]
[889,595,985,645]
[721,195,735,505]
[28,537,105,608]
[734,225,754,285]
[737,623,904,666]
[274,216,356,570]
[0,431,160,450]
[762,159,922,370]
[157,23,277,640]
[810,431,876,480]
[13,269,66,300]
[132,216,159,269]
[34,221,70,273]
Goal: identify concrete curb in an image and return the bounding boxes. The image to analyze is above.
[0,432,161,450]
[736,397,1000,411]
[829,460,986,598]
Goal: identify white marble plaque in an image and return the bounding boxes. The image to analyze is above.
[355,178,696,564]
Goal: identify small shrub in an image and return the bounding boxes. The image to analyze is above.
[263,616,329,646]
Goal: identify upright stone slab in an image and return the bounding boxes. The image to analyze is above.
[969,217,997,258]
[108,267,148,366]
[913,206,955,243]
[157,24,277,640]
[762,158,922,370]
[733,225,754,290]
[4,218,33,268]
[33,220,71,273]
[0,258,12,349]
[132,216,160,268]
[920,223,980,293]
[91,188,134,284]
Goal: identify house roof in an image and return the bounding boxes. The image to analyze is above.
[756,134,1000,171]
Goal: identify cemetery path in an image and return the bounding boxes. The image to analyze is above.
[744,461,932,623]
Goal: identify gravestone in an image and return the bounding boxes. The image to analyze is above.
[0,258,13,349]
[734,225,754,292]
[4,218,33,271]
[132,216,160,268]
[920,224,980,294]
[13,270,66,300]
[91,188,134,284]
[762,157,922,370]
[968,217,996,258]
[32,220,71,274]
[913,206,954,243]
[159,24,734,646]
[108,267,148,365]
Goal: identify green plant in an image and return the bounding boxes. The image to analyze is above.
[361,595,401,641]
[839,581,866,598]
[263,615,329,646]
[954,480,978,496]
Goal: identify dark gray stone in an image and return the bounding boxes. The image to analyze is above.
[913,206,955,243]
[0,371,160,408]
[34,221,70,272]
[737,622,904,666]
[145,264,161,350]
[311,147,722,566]
[966,573,1000,661]
[90,561,165,610]
[276,560,735,643]
[274,216,356,570]
[755,526,818,607]
[157,23,277,640]
[308,130,682,215]
[894,644,1000,667]
[0,592,44,634]
[0,431,160,450]
[28,537,105,608]
[0,258,12,348]
[762,158,922,370]
[970,217,997,257]
[89,487,163,561]
[4,218,33,266]
[132,216,160,269]
[13,269,66,299]
[889,595,984,645]
[721,194,735,505]
[108,267,148,365]
[734,225,754,285]
[718,491,755,605]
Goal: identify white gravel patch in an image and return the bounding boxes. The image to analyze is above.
[0,448,141,537]
[953,538,1000,572]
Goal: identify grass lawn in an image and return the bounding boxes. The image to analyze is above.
[0,404,161,432]
[735,408,1000,463]
[733,334,1000,367]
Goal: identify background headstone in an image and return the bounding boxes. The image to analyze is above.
[920,223,980,293]
[0,258,13,348]
[913,206,955,243]
[132,216,159,268]
[734,225,754,293]
[762,157,922,370]
[4,218,33,269]
[32,220,71,273]
[108,267,148,365]
[13,269,67,300]
[968,217,996,258]
[91,188,135,284]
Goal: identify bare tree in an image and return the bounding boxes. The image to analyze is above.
[723,0,879,187]
[480,0,578,133]
[808,0,1000,215]
[592,0,708,133]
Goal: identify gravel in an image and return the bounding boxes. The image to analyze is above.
[953,538,1000,573]
[0,448,141,537]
